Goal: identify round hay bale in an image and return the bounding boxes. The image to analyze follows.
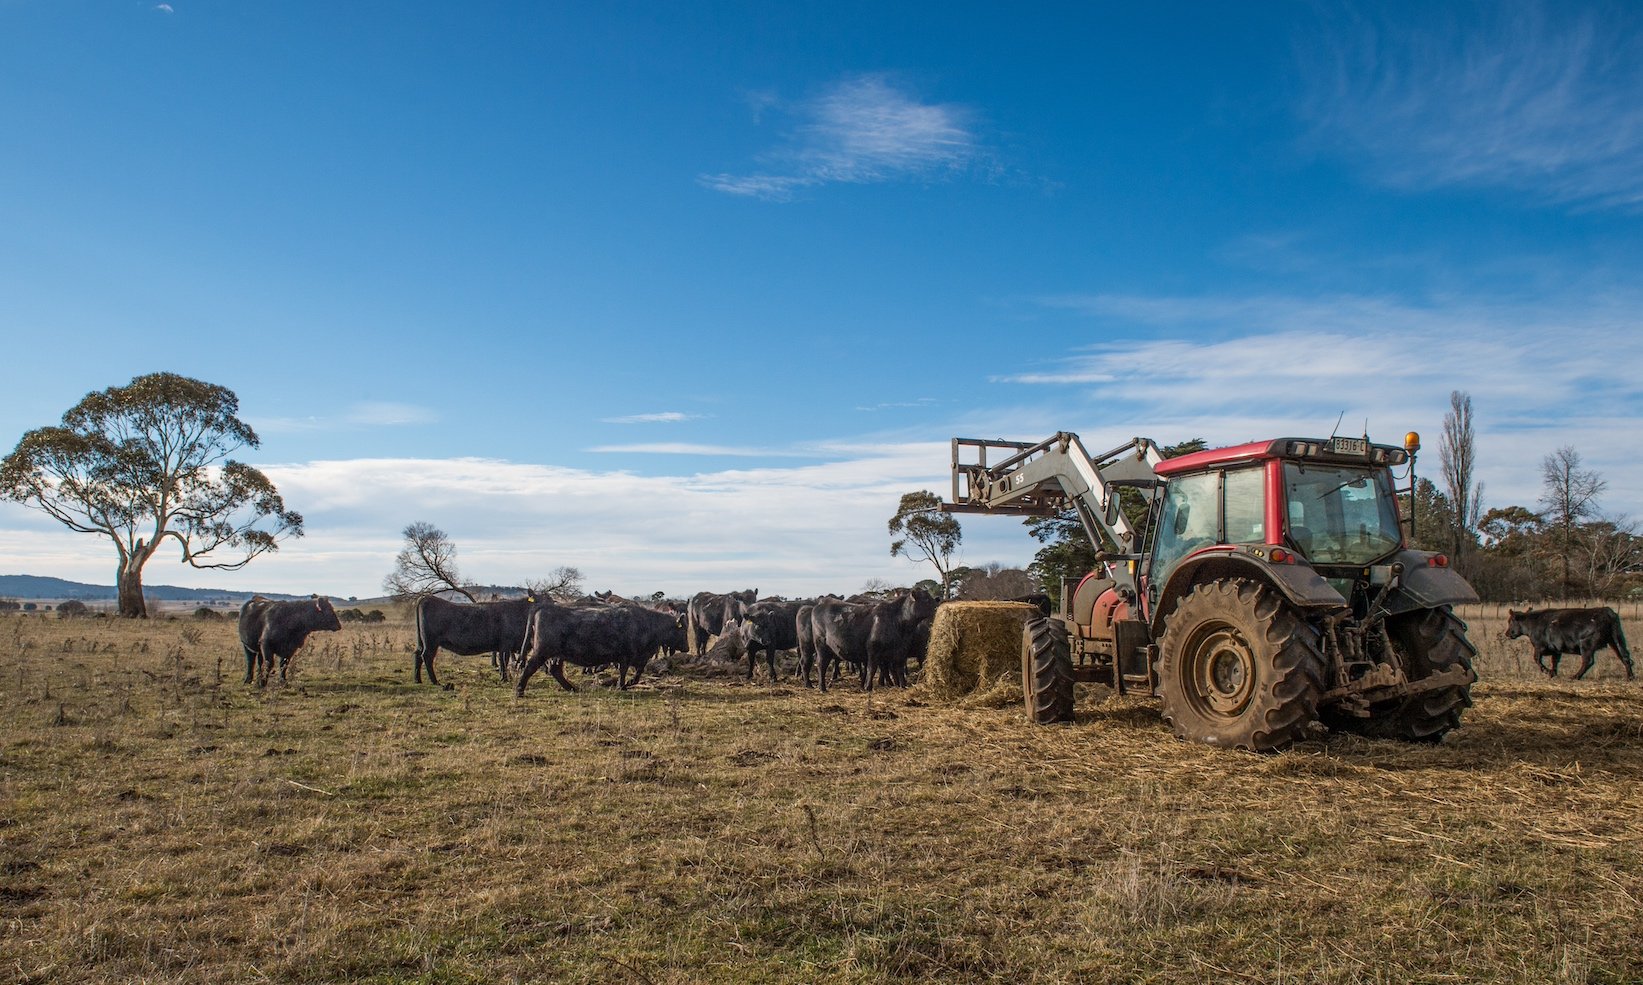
[918,601,1042,703]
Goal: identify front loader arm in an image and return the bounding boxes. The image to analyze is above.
[945,432,1163,600]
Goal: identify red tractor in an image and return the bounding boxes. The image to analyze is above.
[946,432,1478,752]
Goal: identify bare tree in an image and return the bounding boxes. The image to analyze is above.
[1539,446,1607,597]
[527,566,585,601]
[889,490,963,599]
[384,522,476,602]
[1439,390,1484,563]
[1573,517,1640,598]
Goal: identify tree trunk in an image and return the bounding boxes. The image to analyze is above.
[117,555,148,618]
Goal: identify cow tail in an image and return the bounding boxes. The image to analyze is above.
[414,599,426,676]
[518,613,536,666]
[1612,609,1632,659]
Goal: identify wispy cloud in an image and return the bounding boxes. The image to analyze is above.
[856,398,938,412]
[1003,289,1643,512]
[154,3,174,12]
[250,402,438,433]
[702,74,981,201]
[585,443,822,458]
[1300,3,1643,210]
[600,411,704,425]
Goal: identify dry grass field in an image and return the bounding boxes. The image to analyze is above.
[2,604,1640,984]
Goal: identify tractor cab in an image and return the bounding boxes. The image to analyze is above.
[1142,435,1415,625]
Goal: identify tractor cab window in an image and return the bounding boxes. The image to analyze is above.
[1151,471,1220,579]
[1222,467,1265,545]
[1283,463,1403,565]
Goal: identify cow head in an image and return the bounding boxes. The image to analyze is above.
[1505,610,1524,639]
[312,595,342,631]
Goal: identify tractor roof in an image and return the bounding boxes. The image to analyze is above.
[1154,437,1409,476]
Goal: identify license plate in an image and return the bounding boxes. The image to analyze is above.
[1330,437,1368,455]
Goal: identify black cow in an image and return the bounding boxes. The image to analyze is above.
[1506,607,1634,680]
[809,589,940,692]
[718,598,806,682]
[866,589,939,688]
[238,595,342,686]
[515,600,685,694]
[413,596,537,685]
[1013,592,1054,617]
[686,588,757,655]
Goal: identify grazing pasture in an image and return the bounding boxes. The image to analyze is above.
[2,606,1641,984]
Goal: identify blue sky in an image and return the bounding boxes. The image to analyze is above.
[2,1,1641,598]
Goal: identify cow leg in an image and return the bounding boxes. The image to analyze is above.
[766,646,779,684]
[1574,646,1598,680]
[549,659,578,692]
[1537,649,1558,677]
[514,649,547,696]
[1614,642,1636,680]
[242,644,257,684]
[424,645,440,686]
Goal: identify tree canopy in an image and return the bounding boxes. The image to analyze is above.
[888,490,963,599]
[1,373,303,618]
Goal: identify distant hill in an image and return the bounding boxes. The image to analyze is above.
[0,574,307,603]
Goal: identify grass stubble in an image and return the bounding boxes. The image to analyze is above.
[0,606,1639,984]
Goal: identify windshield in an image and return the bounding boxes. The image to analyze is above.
[1282,463,1403,565]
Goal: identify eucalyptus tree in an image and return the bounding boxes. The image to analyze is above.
[1,373,303,617]
[889,490,963,599]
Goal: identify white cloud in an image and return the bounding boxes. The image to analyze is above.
[856,398,938,412]
[248,402,438,434]
[1301,3,1643,210]
[155,3,174,12]
[702,74,981,201]
[584,443,823,458]
[1002,289,1643,518]
[600,411,704,424]
[0,441,1035,601]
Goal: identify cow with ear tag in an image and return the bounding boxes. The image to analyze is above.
[238,594,343,686]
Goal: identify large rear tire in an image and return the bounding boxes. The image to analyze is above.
[1341,607,1475,742]
[1156,579,1326,752]
[1022,617,1075,724]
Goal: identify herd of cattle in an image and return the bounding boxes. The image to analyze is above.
[233,591,1634,694]
[235,587,943,694]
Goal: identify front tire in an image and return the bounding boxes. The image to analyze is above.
[1156,579,1325,752]
[1022,617,1075,724]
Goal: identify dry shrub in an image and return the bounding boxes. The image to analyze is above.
[918,601,1040,703]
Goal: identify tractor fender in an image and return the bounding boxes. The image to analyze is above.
[1382,550,1479,615]
[1151,548,1346,636]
